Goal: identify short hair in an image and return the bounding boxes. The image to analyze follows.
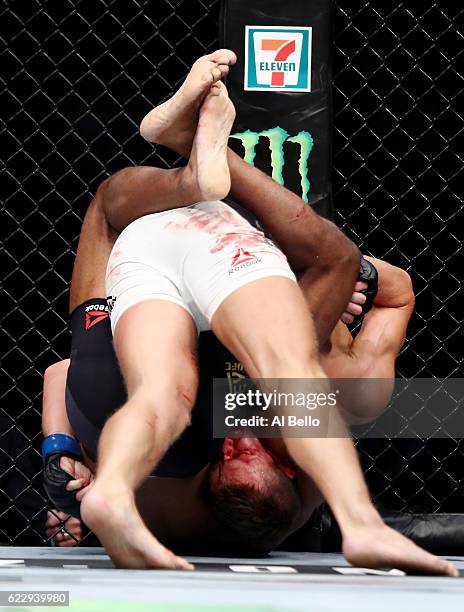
[210,470,301,556]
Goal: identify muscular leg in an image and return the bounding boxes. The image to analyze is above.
[134,63,457,574]
[71,57,237,308]
[211,277,457,576]
[227,151,359,344]
[81,301,198,570]
[141,76,359,344]
[101,51,237,233]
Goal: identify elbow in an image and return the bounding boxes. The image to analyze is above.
[343,237,361,277]
[391,267,415,310]
[323,224,360,278]
[43,360,70,388]
[99,169,133,232]
[302,218,360,276]
[42,360,70,422]
[399,269,415,308]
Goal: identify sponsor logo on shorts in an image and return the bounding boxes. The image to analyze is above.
[85,303,110,313]
[229,248,262,275]
[84,304,109,330]
[245,26,312,92]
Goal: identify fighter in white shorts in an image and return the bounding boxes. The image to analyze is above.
[107,200,295,334]
[77,50,457,577]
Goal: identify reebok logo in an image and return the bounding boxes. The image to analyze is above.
[231,248,256,266]
[229,248,262,275]
[85,304,109,330]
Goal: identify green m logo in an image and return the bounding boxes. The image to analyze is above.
[230,127,314,203]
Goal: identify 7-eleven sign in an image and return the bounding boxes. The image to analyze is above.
[245,26,312,92]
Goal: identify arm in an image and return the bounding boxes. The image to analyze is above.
[227,149,360,344]
[100,166,200,233]
[42,361,74,437]
[325,258,415,424]
[351,256,415,367]
[42,361,94,517]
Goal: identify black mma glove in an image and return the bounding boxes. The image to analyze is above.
[42,434,83,519]
[353,256,379,324]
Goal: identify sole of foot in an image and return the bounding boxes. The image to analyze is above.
[188,81,236,202]
[140,49,237,156]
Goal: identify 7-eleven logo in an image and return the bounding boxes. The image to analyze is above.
[245,26,312,92]
[260,38,297,87]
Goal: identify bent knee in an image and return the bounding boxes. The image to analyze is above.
[315,222,359,271]
[44,360,71,384]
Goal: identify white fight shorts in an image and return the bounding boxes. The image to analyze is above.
[106,200,297,332]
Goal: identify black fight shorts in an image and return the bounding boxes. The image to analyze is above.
[66,299,126,461]
[66,299,223,476]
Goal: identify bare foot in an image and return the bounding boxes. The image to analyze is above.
[187,81,236,201]
[140,49,237,156]
[81,485,193,570]
[343,522,458,576]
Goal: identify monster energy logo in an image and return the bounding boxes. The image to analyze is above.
[230,127,314,203]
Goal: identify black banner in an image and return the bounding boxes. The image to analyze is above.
[220,0,333,218]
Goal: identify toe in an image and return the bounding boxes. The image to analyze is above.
[218,64,230,77]
[209,49,237,65]
[211,67,222,82]
[166,550,194,570]
[216,81,228,96]
[177,557,195,571]
[443,560,459,577]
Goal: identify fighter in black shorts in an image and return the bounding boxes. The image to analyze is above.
[42,52,456,576]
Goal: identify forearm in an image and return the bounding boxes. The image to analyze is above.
[42,360,73,437]
[228,148,358,272]
[101,166,199,232]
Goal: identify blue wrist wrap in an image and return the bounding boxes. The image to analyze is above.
[42,434,82,464]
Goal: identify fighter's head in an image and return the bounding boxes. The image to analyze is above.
[208,435,302,555]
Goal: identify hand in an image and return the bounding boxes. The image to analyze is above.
[43,455,95,518]
[60,456,94,492]
[341,281,368,325]
[46,510,82,547]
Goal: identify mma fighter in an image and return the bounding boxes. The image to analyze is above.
[41,50,456,576]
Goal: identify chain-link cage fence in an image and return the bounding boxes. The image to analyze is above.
[1,1,463,544]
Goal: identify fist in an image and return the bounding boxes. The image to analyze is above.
[46,510,82,547]
[60,456,94,497]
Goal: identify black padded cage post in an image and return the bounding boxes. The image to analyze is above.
[221,0,334,218]
[1,1,463,545]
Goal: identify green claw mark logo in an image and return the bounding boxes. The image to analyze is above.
[230,127,314,203]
